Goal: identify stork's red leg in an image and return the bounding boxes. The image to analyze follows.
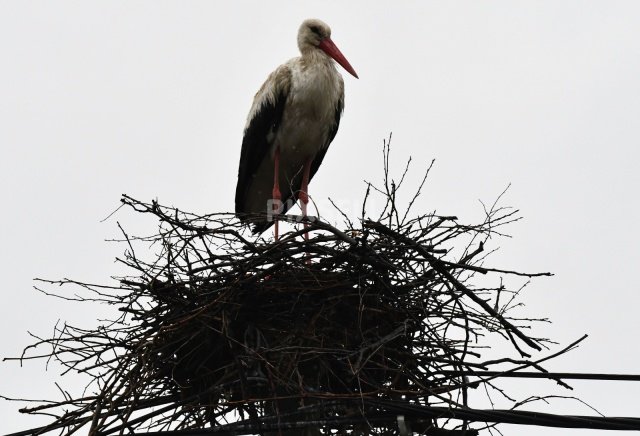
[272,147,281,241]
[299,159,311,242]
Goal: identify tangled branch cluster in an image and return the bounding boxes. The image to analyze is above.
[9,151,565,436]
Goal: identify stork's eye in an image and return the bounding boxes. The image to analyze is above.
[309,25,321,35]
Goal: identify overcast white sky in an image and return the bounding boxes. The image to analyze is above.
[1,1,640,435]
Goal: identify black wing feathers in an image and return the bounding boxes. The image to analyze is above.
[235,92,287,214]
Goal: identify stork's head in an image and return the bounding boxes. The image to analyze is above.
[298,18,359,79]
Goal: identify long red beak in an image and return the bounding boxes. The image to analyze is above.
[318,38,359,79]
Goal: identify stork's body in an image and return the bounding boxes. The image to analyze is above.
[235,19,358,238]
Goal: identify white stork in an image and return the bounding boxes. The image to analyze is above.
[235,18,358,240]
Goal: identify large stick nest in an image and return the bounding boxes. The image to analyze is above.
[9,149,565,436]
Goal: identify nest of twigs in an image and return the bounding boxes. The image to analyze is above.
[9,149,567,436]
